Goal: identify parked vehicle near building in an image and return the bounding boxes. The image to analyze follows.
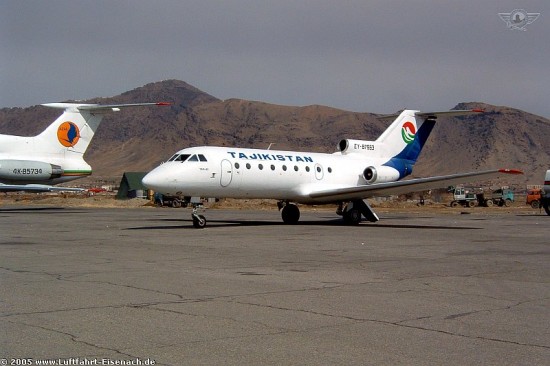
[449,186,477,207]
[476,188,514,207]
[526,188,542,209]
[541,170,550,216]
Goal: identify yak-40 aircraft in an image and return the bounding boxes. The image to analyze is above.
[0,102,168,192]
[142,109,522,228]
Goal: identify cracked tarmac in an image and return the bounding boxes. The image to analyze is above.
[0,206,549,365]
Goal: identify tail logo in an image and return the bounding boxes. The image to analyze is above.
[57,122,80,147]
[401,121,416,144]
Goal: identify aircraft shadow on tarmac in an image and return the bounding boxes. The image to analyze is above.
[0,207,69,213]
[0,207,89,214]
[127,216,481,230]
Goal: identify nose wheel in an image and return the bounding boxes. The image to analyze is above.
[191,204,206,228]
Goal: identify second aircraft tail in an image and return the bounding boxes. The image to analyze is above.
[35,102,169,157]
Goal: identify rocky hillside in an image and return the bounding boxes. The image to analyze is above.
[1,80,548,184]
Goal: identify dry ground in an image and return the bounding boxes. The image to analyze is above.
[0,192,542,217]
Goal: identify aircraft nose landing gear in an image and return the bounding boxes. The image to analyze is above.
[191,204,206,228]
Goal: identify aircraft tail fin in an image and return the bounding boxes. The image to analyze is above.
[36,102,169,156]
[376,109,483,164]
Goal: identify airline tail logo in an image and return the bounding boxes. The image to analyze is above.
[401,121,416,144]
[57,122,80,147]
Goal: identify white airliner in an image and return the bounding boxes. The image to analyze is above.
[142,109,522,228]
[0,102,168,192]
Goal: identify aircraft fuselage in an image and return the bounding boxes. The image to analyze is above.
[143,146,399,204]
[0,135,92,185]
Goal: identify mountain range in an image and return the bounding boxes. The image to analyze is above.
[1,79,548,185]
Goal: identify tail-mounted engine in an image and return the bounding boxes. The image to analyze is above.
[338,139,376,155]
[363,166,400,184]
[0,160,63,181]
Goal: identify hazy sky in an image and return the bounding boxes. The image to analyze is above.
[1,1,549,117]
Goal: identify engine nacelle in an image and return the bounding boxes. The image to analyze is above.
[363,166,400,184]
[0,160,63,181]
[338,139,376,155]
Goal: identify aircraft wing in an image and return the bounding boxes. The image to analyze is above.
[308,169,523,202]
[0,183,85,193]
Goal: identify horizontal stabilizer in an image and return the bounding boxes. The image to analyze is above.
[42,102,170,113]
[416,109,484,118]
[378,109,483,121]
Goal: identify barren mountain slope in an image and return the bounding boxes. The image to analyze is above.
[1,80,548,183]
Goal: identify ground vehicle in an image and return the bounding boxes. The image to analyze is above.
[526,188,542,208]
[449,186,477,207]
[153,193,189,208]
[527,171,550,215]
[542,170,550,216]
[476,188,514,207]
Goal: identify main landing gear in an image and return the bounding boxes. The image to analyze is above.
[278,199,380,226]
[278,201,300,224]
[337,200,380,225]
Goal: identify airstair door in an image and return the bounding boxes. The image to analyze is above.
[220,159,233,187]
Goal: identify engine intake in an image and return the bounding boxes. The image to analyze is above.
[338,139,376,154]
[363,166,400,184]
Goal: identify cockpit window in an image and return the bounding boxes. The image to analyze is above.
[168,153,207,163]
[169,154,191,162]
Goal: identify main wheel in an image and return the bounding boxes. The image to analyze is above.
[281,204,300,224]
[343,208,362,225]
[192,214,206,228]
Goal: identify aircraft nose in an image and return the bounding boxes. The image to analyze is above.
[142,169,163,192]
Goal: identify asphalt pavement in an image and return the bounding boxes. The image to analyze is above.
[1,206,548,365]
